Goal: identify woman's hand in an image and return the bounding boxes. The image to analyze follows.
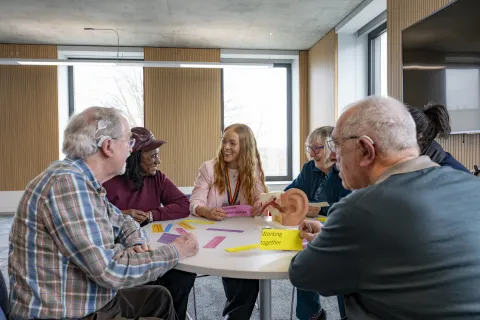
[251,202,263,216]
[197,206,226,221]
[306,205,321,218]
[123,209,149,224]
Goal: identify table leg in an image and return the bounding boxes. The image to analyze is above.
[259,279,272,320]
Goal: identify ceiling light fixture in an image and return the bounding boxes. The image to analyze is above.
[403,65,446,70]
[0,58,273,69]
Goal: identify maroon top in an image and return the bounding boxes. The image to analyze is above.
[103,171,190,221]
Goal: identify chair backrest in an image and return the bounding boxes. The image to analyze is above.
[0,271,8,317]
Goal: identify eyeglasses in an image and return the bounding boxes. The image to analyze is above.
[305,145,325,154]
[97,136,136,149]
[115,138,136,149]
[326,135,374,153]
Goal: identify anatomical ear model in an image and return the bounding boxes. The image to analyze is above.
[258,188,308,226]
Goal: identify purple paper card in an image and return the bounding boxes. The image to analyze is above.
[157,233,180,244]
[222,205,252,217]
[207,228,244,233]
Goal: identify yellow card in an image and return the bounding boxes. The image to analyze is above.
[260,229,302,251]
[152,224,164,233]
[225,244,260,252]
[317,216,327,223]
[183,219,216,224]
[178,221,195,230]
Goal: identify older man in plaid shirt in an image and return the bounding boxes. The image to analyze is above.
[8,107,199,320]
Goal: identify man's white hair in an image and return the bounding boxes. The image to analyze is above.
[340,96,418,154]
[62,107,126,160]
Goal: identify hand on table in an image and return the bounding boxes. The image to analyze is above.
[123,209,149,224]
[198,206,226,221]
[127,243,152,253]
[298,220,323,242]
[250,202,263,216]
[172,232,199,260]
[306,205,321,218]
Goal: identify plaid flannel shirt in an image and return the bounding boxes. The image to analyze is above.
[8,158,178,319]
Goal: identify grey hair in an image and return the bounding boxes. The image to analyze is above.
[306,126,334,163]
[62,107,126,160]
[340,96,418,155]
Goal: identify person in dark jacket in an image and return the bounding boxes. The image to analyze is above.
[408,103,470,173]
[290,96,480,320]
[286,127,350,218]
[285,126,350,320]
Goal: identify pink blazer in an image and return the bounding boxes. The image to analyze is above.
[190,159,266,215]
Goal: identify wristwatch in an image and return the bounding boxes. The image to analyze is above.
[148,211,153,223]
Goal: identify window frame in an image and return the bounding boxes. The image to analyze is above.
[368,22,387,95]
[67,58,144,117]
[221,63,293,182]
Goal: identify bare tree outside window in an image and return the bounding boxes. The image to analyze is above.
[72,66,144,126]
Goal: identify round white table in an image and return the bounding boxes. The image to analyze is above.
[145,216,299,320]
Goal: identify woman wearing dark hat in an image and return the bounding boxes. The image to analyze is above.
[103,126,194,320]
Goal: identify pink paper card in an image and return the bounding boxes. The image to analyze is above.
[222,205,252,217]
[203,236,226,248]
[175,227,187,235]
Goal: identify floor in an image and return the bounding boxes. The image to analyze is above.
[0,213,340,319]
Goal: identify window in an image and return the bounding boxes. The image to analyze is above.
[368,22,387,96]
[222,64,292,181]
[68,64,144,126]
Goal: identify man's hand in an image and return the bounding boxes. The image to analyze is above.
[172,233,199,260]
[306,205,321,218]
[298,220,323,242]
[127,243,152,253]
[123,209,149,224]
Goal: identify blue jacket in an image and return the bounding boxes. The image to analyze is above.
[441,152,470,173]
[285,161,351,215]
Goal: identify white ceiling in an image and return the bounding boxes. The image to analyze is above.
[0,0,365,50]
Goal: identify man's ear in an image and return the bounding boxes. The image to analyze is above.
[357,137,375,167]
[99,139,114,158]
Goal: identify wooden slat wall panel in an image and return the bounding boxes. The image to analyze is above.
[144,48,221,186]
[299,50,310,167]
[308,30,337,129]
[0,44,58,190]
[387,0,479,171]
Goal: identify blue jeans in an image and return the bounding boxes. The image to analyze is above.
[296,289,321,320]
[337,295,346,318]
[296,289,347,319]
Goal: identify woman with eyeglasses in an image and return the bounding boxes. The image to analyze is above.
[286,126,350,320]
[103,126,194,320]
[286,126,350,218]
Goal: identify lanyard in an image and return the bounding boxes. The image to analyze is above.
[225,169,241,205]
